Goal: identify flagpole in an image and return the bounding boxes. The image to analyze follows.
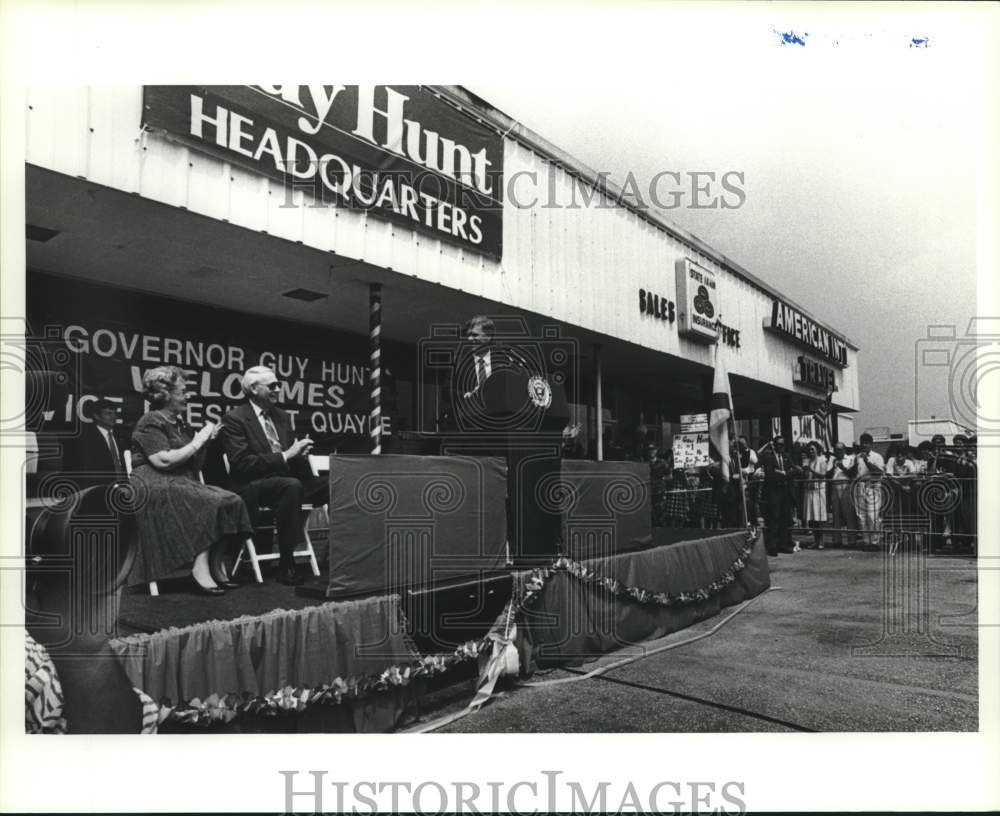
[825,389,834,451]
[712,341,751,529]
[729,410,750,528]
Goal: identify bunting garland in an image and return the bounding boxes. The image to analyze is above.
[153,527,759,727]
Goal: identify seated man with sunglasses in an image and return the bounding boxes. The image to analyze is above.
[221,366,327,585]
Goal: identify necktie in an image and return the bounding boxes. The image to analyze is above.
[106,430,122,474]
[263,413,282,453]
[476,354,488,386]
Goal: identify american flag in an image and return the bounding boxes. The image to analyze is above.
[812,389,834,449]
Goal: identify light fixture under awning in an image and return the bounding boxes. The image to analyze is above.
[281,288,327,302]
[26,224,60,243]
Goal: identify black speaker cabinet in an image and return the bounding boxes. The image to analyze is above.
[322,454,508,599]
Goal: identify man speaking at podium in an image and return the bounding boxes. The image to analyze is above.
[450,314,569,563]
[460,314,530,400]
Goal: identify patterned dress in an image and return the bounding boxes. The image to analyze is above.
[662,482,691,526]
[692,473,718,526]
[803,455,829,523]
[128,411,253,586]
[25,633,158,734]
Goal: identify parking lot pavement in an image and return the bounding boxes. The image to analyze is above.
[432,549,978,733]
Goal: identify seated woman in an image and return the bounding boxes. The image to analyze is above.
[128,365,253,594]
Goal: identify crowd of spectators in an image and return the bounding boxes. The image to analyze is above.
[636,430,978,555]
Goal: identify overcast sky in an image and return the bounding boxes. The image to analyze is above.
[470,12,987,435]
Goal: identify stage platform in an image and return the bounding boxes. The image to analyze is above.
[518,528,770,669]
[109,527,769,732]
[119,575,329,635]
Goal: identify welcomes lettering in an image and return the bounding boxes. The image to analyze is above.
[27,273,403,447]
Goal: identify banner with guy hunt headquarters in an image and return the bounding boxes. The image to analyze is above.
[26,272,401,451]
[141,85,505,259]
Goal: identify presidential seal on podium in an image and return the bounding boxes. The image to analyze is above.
[527,375,553,409]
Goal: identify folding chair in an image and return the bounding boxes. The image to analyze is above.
[224,453,322,583]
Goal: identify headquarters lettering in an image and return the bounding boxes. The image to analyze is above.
[188,93,485,246]
[141,86,503,257]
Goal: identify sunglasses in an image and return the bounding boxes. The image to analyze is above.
[261,382,282,390]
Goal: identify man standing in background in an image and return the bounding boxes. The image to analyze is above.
[848,432,885,549]
[62,397,127,489]
[826,441,857,548]
[759,435,798,556]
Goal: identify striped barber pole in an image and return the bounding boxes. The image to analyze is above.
[369,283,382,454]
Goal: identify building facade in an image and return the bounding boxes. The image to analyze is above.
[24,85,860,461]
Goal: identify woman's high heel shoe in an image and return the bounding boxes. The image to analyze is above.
[211,567,238,590]
[191,575,225,596]
[192,550,225,595]
[210,556,238,589]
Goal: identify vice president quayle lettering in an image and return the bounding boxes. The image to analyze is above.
[141,85,505,259]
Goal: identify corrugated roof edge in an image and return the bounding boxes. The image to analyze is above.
[432,84,859,352]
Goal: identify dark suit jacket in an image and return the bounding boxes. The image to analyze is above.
[62,424,125,485]
[455,345,531,393]
[439,345,523,431]
[220,402,312,492]
[759,449,805,511]
[759,448,793,482]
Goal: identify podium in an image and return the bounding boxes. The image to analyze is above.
[446,366,569,563]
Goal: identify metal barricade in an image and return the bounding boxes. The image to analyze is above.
[781,472,977,552]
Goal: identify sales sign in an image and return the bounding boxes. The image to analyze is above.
[638,288,676,323]
[141,86,504,258]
